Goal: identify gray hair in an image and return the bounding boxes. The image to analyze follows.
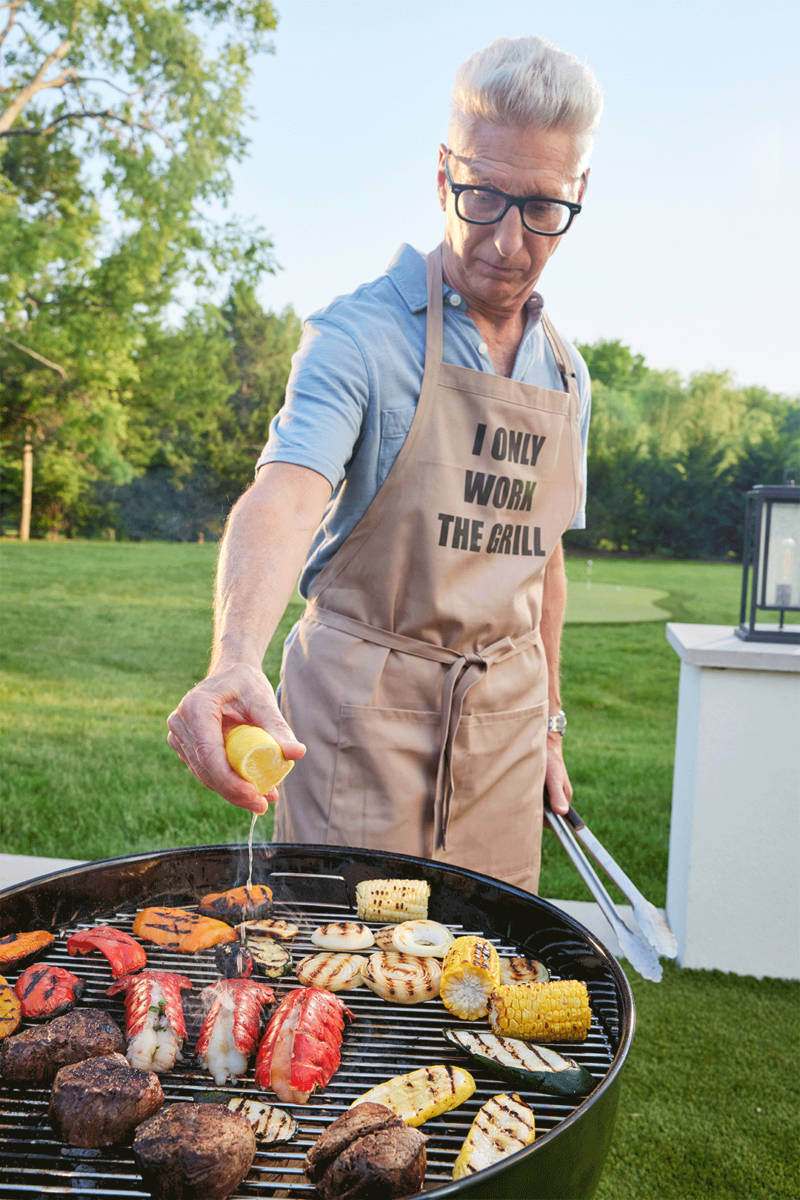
[450,36,604,173]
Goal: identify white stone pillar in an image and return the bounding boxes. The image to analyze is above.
[666,624,800,978]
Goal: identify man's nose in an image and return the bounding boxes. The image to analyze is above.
[493,204,525,257]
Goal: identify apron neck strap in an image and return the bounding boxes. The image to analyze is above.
[424,244,445,373]
[541,311,579,397]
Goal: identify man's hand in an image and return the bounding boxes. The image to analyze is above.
[544,730,573,816]
[166,663,306,814]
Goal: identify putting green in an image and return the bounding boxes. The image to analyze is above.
[565,581,669,624]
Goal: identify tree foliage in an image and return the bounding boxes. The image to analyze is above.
[0,0,278,529]
[572,341,800,558]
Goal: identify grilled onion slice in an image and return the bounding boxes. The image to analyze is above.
[295,953,367,992]
[311,922,375,951]
[371,925,398,950]
[237,919,299,941]
[390,920,454,958]
[498,955,550,986]
[363,953,441,1004]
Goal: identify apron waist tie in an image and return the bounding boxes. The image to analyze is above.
[305,601,540,853]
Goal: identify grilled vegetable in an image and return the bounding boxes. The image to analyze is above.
[311,922,374,951]
[0,974,22,1040]
[452,1092,535,1180]
[237,918,299,941]
[390,920,453,958]
[245,934,293,979]
[355,879,430,923]
[488,980,592,1042]
[440,936,501,1020]
[225,1098,297,1146]
[215,942,254,979]
[255,987,353,1104]
[67,926,147,979]
[0,930,54,970]
[499,956,550,986]
[15,964,85,1019]
[132,907,237,953]
[443,1029,594,1097]
[198,884,273,925]
[371,925,399,949]
[363,953,441,1005]
[296,953,367,992]
[351,1064,475,1127]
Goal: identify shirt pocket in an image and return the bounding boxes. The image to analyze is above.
[377,406,417,489]
[328,704,440,853]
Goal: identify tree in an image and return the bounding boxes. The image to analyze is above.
[0,0,278,535]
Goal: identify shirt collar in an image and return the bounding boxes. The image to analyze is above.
[385,242,544,325]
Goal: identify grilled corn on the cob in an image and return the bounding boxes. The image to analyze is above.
[452,1092,536,1180]
[440,936,501,1020]
[487,980,591,1042]
[351,1063,475,1126]
[355,879,430,923]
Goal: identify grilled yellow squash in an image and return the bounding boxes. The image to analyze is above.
[351,1064,475,1126]
[452,1092,536,1179]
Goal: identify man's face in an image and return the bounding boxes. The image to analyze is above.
[437,120,587,323]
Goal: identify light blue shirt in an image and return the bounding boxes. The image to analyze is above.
[257,244,591,597]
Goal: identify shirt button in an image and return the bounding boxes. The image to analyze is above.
[478,342,489,356]
[448,293,462,306]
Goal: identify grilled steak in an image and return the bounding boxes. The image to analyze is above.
[305,1102,427,1199]
[0,1006,125,1085]
[49,1052,163,1147]
[132,1101,256,1199]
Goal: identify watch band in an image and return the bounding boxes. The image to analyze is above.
[547,709,567,734]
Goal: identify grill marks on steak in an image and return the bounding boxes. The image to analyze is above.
[133,1102,256,1199]
[305,1102,428,1200]
[49,1052,164,1147]
[0,1006,125,1085]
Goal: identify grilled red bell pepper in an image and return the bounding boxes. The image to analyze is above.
[66,926,147,979]
[14,963,85,1019]
[255,986,353,1103]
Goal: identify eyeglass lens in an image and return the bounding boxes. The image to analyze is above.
[456,188,572,234]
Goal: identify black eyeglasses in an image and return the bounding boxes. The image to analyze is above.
[444,157,581,237]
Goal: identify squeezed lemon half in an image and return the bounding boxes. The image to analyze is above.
[224,725,295,793]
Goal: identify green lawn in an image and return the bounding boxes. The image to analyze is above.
[1,540,797,1199]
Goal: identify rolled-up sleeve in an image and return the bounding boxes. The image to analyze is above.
[257,316,371,490]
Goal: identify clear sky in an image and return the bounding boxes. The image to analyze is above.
[225,0,799,397]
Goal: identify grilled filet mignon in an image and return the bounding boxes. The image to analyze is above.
[0,1006,125,1085]
[305,1101,428,1199]
[133,1102,256,1199]
[49,1052,163,1147]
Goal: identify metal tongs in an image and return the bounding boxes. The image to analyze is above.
[544,797,677,983]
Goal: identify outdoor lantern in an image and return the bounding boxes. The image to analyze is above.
[737,480,800,643]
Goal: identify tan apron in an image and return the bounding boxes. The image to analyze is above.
[274,245,582,892]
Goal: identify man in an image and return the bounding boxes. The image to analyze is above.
[167,35,603,892]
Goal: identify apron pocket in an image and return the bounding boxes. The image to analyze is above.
[328,704,440,853]
[444,700,548,881]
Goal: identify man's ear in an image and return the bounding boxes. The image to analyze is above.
[577,168,590,204]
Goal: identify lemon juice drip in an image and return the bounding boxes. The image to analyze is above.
[246,810,258,892]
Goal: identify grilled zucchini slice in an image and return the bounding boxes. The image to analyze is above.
[444,1028,594,1097]
[245,934,293,979]
[499,955,550,985]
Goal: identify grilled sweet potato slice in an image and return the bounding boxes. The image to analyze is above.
[132,907,236,953]
[197,885,273,925]
[0,974,22,1040]
[0,930,55,970]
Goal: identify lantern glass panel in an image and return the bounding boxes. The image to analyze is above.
[760,501,800,612]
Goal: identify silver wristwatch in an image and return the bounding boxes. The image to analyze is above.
[547,709,567,734]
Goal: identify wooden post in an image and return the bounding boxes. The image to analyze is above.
[20,428,33,542]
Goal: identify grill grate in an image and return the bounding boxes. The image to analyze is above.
[0,867,623,1198]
